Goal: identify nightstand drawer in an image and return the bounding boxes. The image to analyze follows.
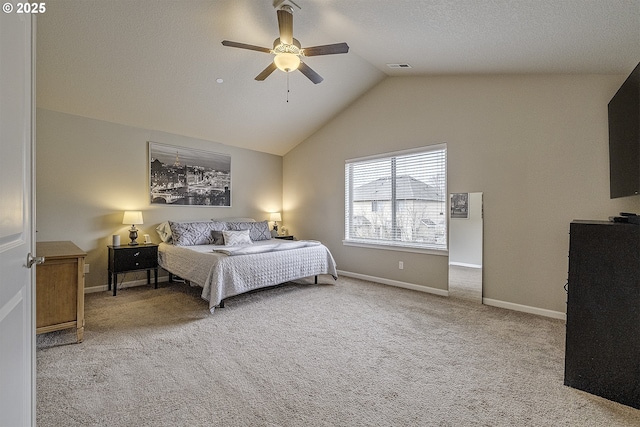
[112,246,157,272]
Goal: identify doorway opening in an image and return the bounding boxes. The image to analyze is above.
[448,192,483,302]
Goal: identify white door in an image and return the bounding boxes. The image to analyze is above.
[0,12,35,427]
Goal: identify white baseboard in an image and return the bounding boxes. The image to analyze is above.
[337,270,449,297]
[338,270,566,320]
[85,276,170,294]
[449,262,482,269]
[482,298,566,320]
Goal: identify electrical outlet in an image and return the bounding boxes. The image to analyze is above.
[84,264,90,274]
[399,261,404,270]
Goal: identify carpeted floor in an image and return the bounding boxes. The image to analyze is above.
[36,276,639,426]
[449,265,482,302]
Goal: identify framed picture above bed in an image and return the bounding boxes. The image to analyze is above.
[149,142,231,206]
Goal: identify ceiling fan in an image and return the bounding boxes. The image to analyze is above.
[221,4,349,84]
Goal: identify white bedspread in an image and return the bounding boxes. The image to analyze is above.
[158,239,338,312]
[212,240,321,256]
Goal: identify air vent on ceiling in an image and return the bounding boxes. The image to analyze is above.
[387,63,412,69]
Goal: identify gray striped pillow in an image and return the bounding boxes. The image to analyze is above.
[222,229,252,246]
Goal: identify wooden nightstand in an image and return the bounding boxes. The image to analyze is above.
[36,241,87,343]
[274,235,294,240]
[108,243,158,296]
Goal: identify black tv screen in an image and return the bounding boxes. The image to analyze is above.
[609,61,640,199]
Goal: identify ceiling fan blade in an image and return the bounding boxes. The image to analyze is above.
[255,62,278,81]
[222,40,271,54]
[298,61,323,84]
[277,9,293,45]
[302,42,350,57]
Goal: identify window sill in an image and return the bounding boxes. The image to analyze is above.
[342,240,448,256]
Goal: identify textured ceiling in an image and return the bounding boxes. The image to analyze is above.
[36,0,640,155]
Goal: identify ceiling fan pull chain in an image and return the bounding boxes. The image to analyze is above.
[286,71,290,103]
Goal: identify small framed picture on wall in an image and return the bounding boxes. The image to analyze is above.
[450,193,469,219]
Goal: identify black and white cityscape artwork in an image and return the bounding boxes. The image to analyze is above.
[149,142,231,206]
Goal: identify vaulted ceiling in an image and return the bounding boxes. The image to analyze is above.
[36,0,640,155]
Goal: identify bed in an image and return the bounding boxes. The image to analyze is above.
[156,219,338,312]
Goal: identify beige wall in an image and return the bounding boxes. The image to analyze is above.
[36,109,283,288]
[283,74,640,314]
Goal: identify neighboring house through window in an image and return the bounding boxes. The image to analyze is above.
[344,143,447,253]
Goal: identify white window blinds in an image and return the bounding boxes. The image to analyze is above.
[345,144,447,251]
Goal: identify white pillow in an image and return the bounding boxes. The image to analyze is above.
[156,222,172,243]
[222,229,252,246]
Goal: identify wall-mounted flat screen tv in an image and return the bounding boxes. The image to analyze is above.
[609,61,640,199]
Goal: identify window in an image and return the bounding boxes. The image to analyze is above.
[344,144,447,252]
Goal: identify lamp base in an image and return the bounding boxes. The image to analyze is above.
[129,226,139,246]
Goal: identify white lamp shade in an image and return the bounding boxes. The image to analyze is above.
[122,211,144,225]
[270,212,282,222]
[273,53,300,72]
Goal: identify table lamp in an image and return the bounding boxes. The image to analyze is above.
[122,211,143,246]
[270,212,282,234]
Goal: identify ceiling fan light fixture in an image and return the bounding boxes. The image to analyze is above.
[221,5,348,84]
[273,52,300,72]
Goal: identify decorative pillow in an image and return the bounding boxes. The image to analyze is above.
[156,221,173,243]
[168,221,227,246]
[211,230,225,245]
[222,229,252,246]
[225,220,271,241]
